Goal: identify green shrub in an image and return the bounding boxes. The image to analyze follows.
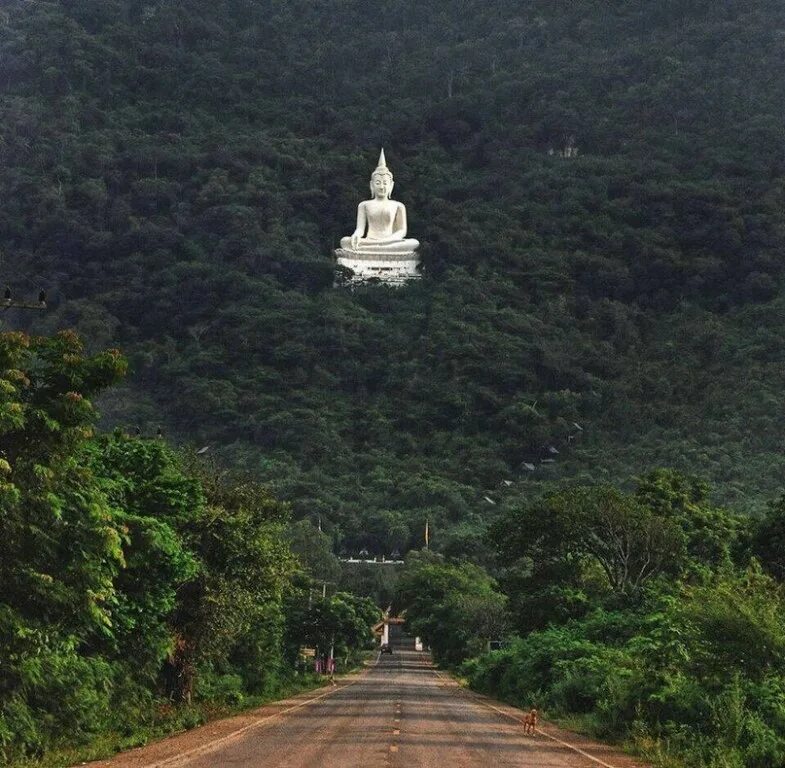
[195,670,246,706]
[464,570,785,768]
[742,712,785,768]
[0,695,40,761]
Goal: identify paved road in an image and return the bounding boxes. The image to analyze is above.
[90,650,647,768]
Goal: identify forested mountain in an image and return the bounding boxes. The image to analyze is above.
[2,0,785,554]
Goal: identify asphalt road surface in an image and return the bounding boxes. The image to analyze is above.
[89,650,648,768]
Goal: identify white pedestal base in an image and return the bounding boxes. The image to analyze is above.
[334,249,421,287]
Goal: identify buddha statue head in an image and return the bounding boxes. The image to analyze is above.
[369,149,394,199]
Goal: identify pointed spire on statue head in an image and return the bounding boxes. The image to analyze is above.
[371,148,393,182]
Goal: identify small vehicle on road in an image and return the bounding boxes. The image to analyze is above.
[380,643,393,655]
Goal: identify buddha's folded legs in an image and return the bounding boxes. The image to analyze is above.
[339,237,420,253]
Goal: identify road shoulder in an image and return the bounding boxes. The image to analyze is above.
[433,668,651,768]
[78,671,366,768]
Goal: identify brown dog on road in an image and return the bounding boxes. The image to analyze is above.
[522,708,538,735]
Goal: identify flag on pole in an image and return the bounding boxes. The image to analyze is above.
[425,519,429,549]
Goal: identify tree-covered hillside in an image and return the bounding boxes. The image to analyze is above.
[1,0,785,552]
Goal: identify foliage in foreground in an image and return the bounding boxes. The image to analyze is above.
[0,331,378,763]
[397,470,785,768]
[464,568,785,768]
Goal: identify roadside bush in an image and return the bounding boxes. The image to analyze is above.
[550,652,630,714]
[464,567,785,768]
[0,644,116,760]
[463,625,633,715]
[195,670,246,706]
[643,672,713,730]
[0,695,39,761]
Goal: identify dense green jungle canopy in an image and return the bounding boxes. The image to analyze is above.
[1,0,784,554]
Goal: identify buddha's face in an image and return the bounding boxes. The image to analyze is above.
[370,171,393,199]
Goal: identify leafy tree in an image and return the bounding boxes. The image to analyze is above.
[396,552,507,665]
[0,330,309,757]
[287,518,341,583]
[168,467,297,700]
[635,468,748,570]
[669,563,785,685]
[490,484,685,640]
[86,434,201,682]
[0,331,126,756]
[284,590,379,665]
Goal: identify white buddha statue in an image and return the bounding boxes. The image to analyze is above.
[339,150,419,257]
